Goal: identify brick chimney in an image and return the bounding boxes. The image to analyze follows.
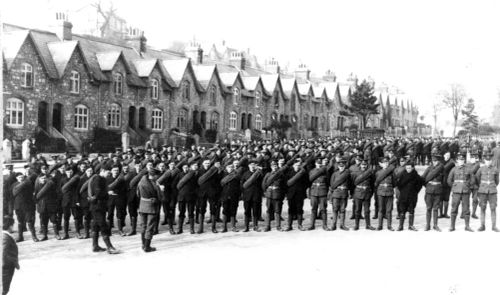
[184,41,203,65]
[265,58,280,74]
[294,63,310,81]
[52,12,72,41]
[125,27,147,53]
[322,69,336,82]
[229,51,245,70]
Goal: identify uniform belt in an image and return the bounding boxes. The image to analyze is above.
[380,183,391,187]
[454,180,465,183]
[312,183,326,186]
[481,181,493,184]
[268,186,279,190]
[337,186,347,190]
[140,197,156,202]
[356,185,368,189]
[429,181,441,185]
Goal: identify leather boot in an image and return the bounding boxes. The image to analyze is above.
[397,214,404,231]
[264,213,271,232]
[492,211,499,232]
[168,217,176,235]
[253,216,261,232]
[365,214,375,230]
[449,215,456,231]
[433,211,441,231]
[330,211,338,231]
[153,215,160,235]
[211,215,218,233]
[377,213,383,231]
[387,213,394,231]
[103,236,120,254]
[28,223,39,242]
[276,213,283,231]
[230,217,238,232]
[243,217,250,232]
[92,232,106,252]
[464,216,473,232]
[189,218,195,234]
[53,223,62,240]
[75,220,83,239]
[222,215,228,233]
[322,212,331,231]
[307,210,317,230]
[144,239,156,252]
[141,233,146,250]
[408,214,417,231]
[16,224,24,243]
[117,219,125,236]
[84,220,91,239]
[443,201,450,218]
[62,220,70,239]
[472,201,478,219]
[285,215,293,231]
[40,225,48,241]
[161,216,168,225]
[425,211,431,231]
[127,217,137,236]
[197,214,204,234]
[478,210,486,231]
[177,217,184,234]
[298,215,304,231]
[354,217,360,231]
[340,213,349,231]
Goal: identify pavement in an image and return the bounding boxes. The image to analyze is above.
[7,166,500,295]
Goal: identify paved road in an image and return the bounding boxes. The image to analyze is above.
[8,166,500,295]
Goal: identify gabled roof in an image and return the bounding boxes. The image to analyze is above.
[2,29,29,69]
[318,82,339,102]
[338,85,352,105]
[47,41,79,78]
[192,64,216,88]
[313,85,327,100]
[219,71,240,87]
[297,82,314,97]
[241,76,260,90]
[132,59,176,89]
[96,51,122,71]
[162,58,204,92]
[260,74,280,93]
[280,77,297,98]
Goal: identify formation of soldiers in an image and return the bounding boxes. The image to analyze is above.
[2,136,500,254]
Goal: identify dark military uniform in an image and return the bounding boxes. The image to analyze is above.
[262,166,287,231]
[329,167,351,230]
[106,173,128,234]
[137,173,161,251]
[176,169,198,234]
[351,166,374,230]
[77,173,93,239]
[128,169,147,235]
[197,165,221,233]
[396,168,423,230]
[60,173,81,238]
[285,166,309,230]
[374,165,395,230]
[12,177,38,242]
[440,158,455,218]
[34,178,60,240]
[220,169,241,232]
[422,160,444,231]
[309,167,330,230]
[241,169,263,231]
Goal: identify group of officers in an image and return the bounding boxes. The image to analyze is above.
[2,136,499,254]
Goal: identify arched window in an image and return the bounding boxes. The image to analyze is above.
[74,104,89,130]
[107,103,121,128]
[182,81,190,100]
[233,87,240,105]
[177,108,187,129]
[255,114,262,131]
[255,91,261,108]
[113,73,123,95]
[291,93,296,111]
[151,108,163,130]
[210,112,219,130]
[229,111,237,130]
[241,113,246,130]
[21,63,33,87]
[6,98,24,127]
[150,79,159,99]
[210,86,217,106]
[70,71,80,93]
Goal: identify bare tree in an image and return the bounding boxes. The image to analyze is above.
[431,99,443,137]
[442,83,467,137]
[92,1,117,38]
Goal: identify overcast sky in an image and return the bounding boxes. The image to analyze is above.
[3,0,500,127]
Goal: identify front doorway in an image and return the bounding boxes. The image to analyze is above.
[38,101,48,131]
[129,106,136,128]
[52,103,63,132]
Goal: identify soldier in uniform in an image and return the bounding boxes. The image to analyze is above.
[351,158,375,230]
[468,152,481,219]
[34,174,60,241]
[127,163,148,236]
[60,166,80,239]
[87,167,119,254]
[440,152,455,219]
[220,163,241,232]
[262,160,287,231]
[447,154,474,231]
[137,169,162,252]
[12,172,38,242]
[475,152,499,231]
[394,157,407,220]
[308,158,330,231]
[3,165,16,217]
[329,158,351,231]
[77,166,94,239]
[374,157,395,231]
[240,160,263,232]
[106,165,127,236]
[176,161,199,234]
[396,160,423,231]
[422,154,445,231]
[285,159,309,231]
[197,158,221,234]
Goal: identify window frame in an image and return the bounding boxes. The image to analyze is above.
[182,81,191,101]
[70,71,80,94]
[255,91,261,108]
[255,114,262,131]
[233,87,240,105]
[21,63,34,88]
[150,79,159,99]
[229,111,237,130]
[177,108,187,129]
[151,108,163,131]
[210,85,217,106]
[113,73,123,95]
[5,98,25,127]
[74,104,89,130]
[107,103,121,128]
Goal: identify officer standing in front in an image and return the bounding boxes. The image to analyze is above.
[447,154,474,232]
[475,152,499,232]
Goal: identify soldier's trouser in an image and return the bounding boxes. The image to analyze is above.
[222,197,239,218]
[196,196,208,216]
[62,206,80,223]
[15,209,35,226]
[91,210,111,237]
[208,198,221,217]
[40,212,57,228]
[451,193,470,217]
[440,187,451,203]
[266,199,283,216]
[395,188,401,216]
[140,213,157,240]
[178,200,196,219]
[310,196,327,216]
[332,198,347,214]
[425,193,440,225]
[471,190,479,213]
[80,207,92,227]
[243,199,261,219]
[354,198,370,218]
[127,196,139,218]
[287,197,304,218]
[107,195,118,224]
[478,193,497,211]
[377,195,393,217]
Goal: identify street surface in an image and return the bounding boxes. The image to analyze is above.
[7,166,500,295]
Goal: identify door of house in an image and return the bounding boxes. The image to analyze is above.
[38,101,48,131]
[52,103,63,132]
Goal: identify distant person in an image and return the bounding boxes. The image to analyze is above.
[3,215,20,295]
